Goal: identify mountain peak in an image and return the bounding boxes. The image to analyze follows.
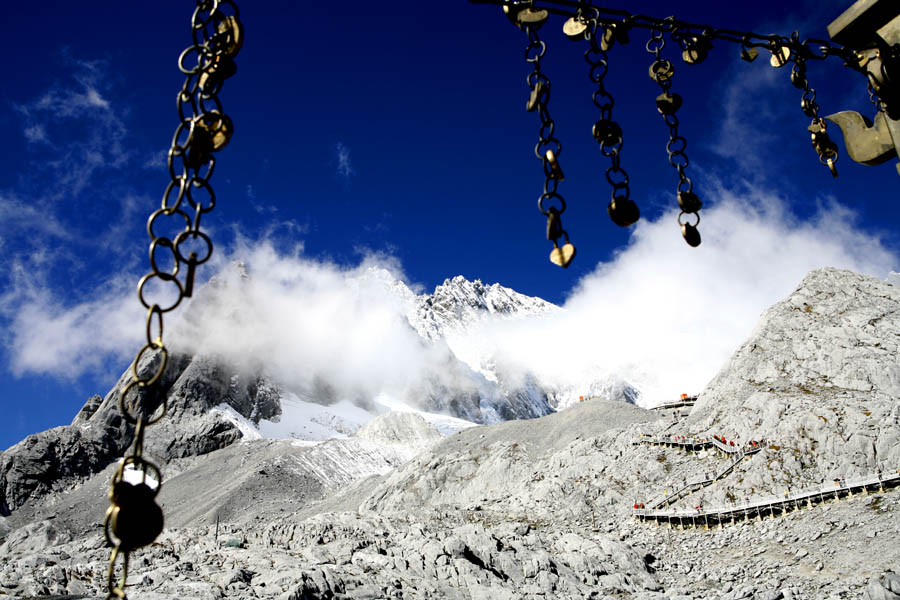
[409,275,558,342]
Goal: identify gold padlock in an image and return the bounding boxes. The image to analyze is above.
[213,15,243,58]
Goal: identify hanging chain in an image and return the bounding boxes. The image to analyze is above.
[788,39,840,178]
[512,6,576,268]
[646,22,702,248]
[104,2,242,598]
[579,11,640,229]
[847,43,900,120]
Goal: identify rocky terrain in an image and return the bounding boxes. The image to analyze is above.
[1,267,899,599]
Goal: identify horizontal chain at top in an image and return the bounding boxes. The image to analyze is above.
[470,0,851,62]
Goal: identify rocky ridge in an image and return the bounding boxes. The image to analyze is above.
[1,267,899,599]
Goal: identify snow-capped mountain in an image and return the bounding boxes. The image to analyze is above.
[0,264,644,512]
[407,275,559,342]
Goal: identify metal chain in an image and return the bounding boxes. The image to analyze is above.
[646,23,702,248]
[105,2,242,598]
[581,11,639,229]
[472,0,855,64]
[517,8,576,268]
[848,43,900,120]
[789,44,840,178]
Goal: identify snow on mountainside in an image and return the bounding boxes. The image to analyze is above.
[407,275,559,342]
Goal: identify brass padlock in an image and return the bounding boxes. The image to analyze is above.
[769,46,790,68]
[649,59,674,84]
[110,481,164,551]
[608,197,640,228]
[740,47,759,62]
[545,149,564,181]
[199,112,234,153]
[681,222,701,247]
[527,81,547,112]
[504,6,549,30]
[677,191,702,214]
[212,14,243,58]
[656,92,683,116]
[563,17,588,41]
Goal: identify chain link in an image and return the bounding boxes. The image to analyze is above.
[519,15,575,266]
[646,23,702,247]
[581,13,639,229]
[790,45,839,178]
[105,2,242,597]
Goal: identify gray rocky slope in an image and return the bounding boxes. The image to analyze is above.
[2,267,900,599]
[0,267,561,514]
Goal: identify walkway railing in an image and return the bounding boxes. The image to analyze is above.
[635,468,900,528]
[644,445,761,509]
[651,395,698,411]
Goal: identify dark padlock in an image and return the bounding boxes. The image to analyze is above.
[677,191,702,214]
[546,206,562,241]
[740,47,759,62]
[186,126,213,170]
[600,24,629,52]
[681,222,701,247]
[592,119,623,146]
[656,92,683,116]
[199,56,237,93]
[790,68,807,90]
[682,37,710,65]
[110,481,164,551]
[608,197,640,228]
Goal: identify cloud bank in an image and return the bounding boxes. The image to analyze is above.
[470,184,898,404]
[4,184,897,413]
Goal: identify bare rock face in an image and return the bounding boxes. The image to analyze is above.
[684,267,900,501]
[355,411,442,449]
[0,349,283,512]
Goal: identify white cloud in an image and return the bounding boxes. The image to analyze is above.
[14,57,129,199]
[335,142,355,179]
[4,184,895,415]
[462,184,898,404]
[1,260,144,378]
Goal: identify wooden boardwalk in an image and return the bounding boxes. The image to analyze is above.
[635,469,900,528]
[636,438,762,509]
[651,395,698,411]
[631,431,900,528]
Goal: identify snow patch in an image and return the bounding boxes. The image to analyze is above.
[258,394,372,441]
[373,393,478,436]
[210,404,263,441]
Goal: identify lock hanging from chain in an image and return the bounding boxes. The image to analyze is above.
[647,24,703,247]
[514,5,577,268]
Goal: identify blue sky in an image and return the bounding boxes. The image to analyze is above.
[2,0,899,450]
